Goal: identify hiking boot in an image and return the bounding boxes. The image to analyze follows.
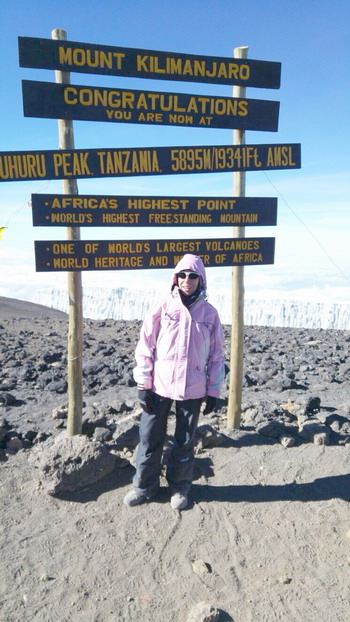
[123,489,147,507]
[170,492,188,510]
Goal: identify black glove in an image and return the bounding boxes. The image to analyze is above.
[203,396,217,415]
[138,389,154,414]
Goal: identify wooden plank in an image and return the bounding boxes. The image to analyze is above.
[0,143,301,182]
[31,194,278,227]
[34,237,276,272]
[22,80,280,132]
[18,36,281,88]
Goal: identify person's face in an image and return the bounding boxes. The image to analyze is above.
[177,270,200,296]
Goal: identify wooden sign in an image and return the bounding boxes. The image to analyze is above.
[35,237,275,272]
[31,194,277,227]
[0,143,301,182]
[18,36,281,89]
[22,80,280,132]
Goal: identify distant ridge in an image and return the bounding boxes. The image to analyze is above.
[0,296,67,320]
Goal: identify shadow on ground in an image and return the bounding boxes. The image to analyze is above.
[192,473,350,504]
[55,464,134,503]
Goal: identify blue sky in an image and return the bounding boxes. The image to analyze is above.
[0,0,349,305]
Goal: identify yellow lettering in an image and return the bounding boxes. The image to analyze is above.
[112,52,126,69]
[53,257,89,269]
[73,152,91,176]
[0,154,46,180]
[136,55,148,72]
[52,242,75,254]
[149,255,169,266]
[268,146,282,166]
[198,116,212,126]
[58,46,72,65]
[266,146,296,167]
[238,100,248,116]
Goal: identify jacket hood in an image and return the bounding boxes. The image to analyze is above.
[172,254,207,291]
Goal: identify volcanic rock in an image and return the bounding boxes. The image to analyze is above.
[28,432,117,495]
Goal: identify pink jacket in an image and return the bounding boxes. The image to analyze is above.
[133,254,225,401]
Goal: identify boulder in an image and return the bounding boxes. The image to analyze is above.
[28,432,117,495]
[195,424,230,448]
[6,434,24,452]
[304,396,321,414]
[52,405,68,420]
[93,427,113,443]
[113,417,140,450]
[0,392,17,406]
[298,419,330,445]
[82,406,108,436]
[257,420,289,440]
[280,435,296,448]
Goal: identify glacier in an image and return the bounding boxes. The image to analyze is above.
[33,287,350,330]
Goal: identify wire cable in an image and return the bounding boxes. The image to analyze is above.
[3,179,53,227]
[263,172,350,286]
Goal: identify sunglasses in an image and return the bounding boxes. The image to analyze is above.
[177,272,199,280]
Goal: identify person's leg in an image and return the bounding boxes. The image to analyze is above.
[166,398,202,505]
[131,393,172,499]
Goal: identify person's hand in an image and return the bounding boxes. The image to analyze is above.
[203,396,217,415]
[138,389,153,414]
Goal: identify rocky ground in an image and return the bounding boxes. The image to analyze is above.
[1,296,350,621]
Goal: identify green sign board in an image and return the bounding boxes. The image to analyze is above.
[18,36,281,89]
[22,80,280,132]
[31,194,278,227]
[35,237,275,272]
[0,144,301,182]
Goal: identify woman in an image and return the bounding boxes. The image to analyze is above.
[123,253,225,510]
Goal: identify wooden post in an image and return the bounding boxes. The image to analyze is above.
[227,46,248,429]
[52,29,83,436]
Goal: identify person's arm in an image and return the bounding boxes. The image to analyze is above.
[133,304,162,390]
[206,312,225,399]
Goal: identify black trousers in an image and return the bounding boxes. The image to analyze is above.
[133,392,203,498]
